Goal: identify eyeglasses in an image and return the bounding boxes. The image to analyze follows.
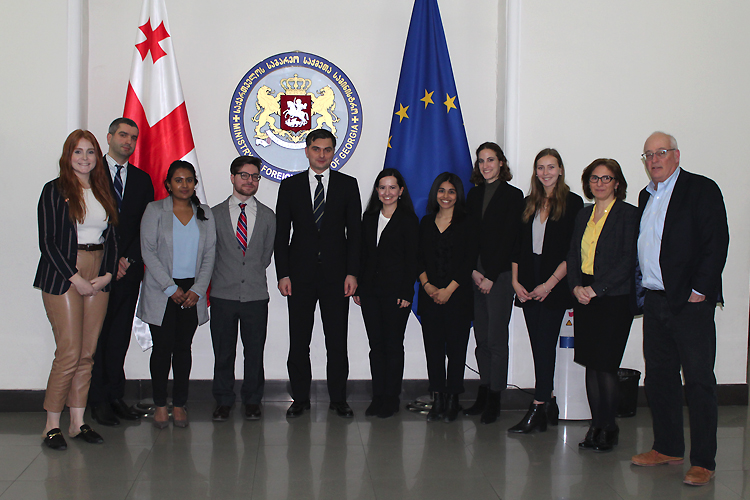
[589,175,615,184]
[236,172,261,182]
[641,149,675,161]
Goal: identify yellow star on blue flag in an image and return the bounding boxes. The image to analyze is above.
[384,0,473,220]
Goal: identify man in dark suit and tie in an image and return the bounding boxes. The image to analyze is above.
[210,156,275,422]
[631,132,729,486]
[275,128,362,418]
[89,118,154,426]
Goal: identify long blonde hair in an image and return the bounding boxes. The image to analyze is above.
[522,148,570,223]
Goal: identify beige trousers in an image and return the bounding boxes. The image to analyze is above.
[42,250,109,412]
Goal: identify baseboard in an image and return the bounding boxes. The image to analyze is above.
[1,380,746,412]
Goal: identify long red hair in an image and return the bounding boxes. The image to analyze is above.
[56,130,118,225]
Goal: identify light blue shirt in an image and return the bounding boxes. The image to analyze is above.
[638,167,681,291]
[164,214,200,297]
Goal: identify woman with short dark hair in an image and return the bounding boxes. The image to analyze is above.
[567,158,637,452]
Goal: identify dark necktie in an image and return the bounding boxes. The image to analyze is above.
[236,203,247,255]
[113,165,124,211]
[313,175,325,230]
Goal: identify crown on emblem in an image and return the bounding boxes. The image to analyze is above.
[279,74,312,95]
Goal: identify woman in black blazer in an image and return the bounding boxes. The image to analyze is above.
[464,142,524,424]
[34,130,118,450]
[354,168,419,419]
[417,172,479,423]
[509,148,583,433]
[567,158,638,452]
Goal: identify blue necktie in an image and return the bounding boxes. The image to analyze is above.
[113,165,124,211]
[313,174,325,231]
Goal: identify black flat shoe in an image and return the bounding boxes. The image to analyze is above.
[365,397,383,417]
[593,426,619,452]
[111,399,140,420]
[578,426,600,449]
[329,401,354,418]
[286,400,311,418]
[44,428,67,450]
[72,424,104,444]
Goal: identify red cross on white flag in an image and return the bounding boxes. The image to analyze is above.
[123,0,205,202]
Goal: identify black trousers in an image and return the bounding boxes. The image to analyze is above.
[472,270,514,392]
[210,297,268,406]
[360,294,411,400]
[522,300,565,402]
[286,272,350,403]
[421,306,471,394]
[89,277,140,404]
[148,278,198,407]
[643,290,718,470]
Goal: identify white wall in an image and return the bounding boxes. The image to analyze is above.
[2,0,746,390]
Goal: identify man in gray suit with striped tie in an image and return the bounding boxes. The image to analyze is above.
[210,156,276,421]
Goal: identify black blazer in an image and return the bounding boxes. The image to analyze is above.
[637,169,729,314]
[274,169,361,285]
[34,180,117,295]
[416,212,479,318]
[466,181,524,281]
[106,159,154,283]
[358,206,419,301]
[514,191,583,310]
[567,199,638,298]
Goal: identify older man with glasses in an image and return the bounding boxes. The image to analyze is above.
[631,132,729,486]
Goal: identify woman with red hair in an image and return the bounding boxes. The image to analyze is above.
[34,130,118,450]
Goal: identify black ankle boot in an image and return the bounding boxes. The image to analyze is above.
[426,392,445,422]
[443,394,462,422]
[508,402,547,433]
[480,390,501,424]
[463,385,488,416]
[545,397,559,426]
[593,425,619,452]
[578,426,600,449]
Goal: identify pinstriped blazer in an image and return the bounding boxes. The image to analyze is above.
[33,180,117,295]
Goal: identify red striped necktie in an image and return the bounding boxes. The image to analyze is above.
[236,203,247,255]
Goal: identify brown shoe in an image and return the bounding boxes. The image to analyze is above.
[152,406,169,429]
[631,449,684,466]
[173,406,189,428]
[683,466,715,486]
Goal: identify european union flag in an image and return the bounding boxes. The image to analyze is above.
[384,0,473,220]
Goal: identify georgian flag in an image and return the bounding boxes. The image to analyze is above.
[123,0,205,202]
[124,0,205,350]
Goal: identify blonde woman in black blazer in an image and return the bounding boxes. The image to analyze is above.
[34,130,118,450]
[509,149,583,433]
[567,158,638,452]
[354,169,419,419]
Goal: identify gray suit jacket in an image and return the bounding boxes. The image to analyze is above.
[210,196,275,302]
[137,197,216,326]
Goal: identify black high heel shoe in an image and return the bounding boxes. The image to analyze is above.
[426,392,445,422]
[508,402,547,433]
[578,426,600,449]
[593,426,619,452]
[545,397,559,426]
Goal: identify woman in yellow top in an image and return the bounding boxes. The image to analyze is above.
[567,158,638,452]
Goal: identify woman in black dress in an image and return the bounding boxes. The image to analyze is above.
[567,158,638,452]
[417,172,479,423]
[464,142,524,424]
[509,148,582,433]
[354,168,419,419]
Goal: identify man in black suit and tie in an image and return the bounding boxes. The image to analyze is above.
[631,132,729,486]
[89,118,154,426]
[275,128,362,418]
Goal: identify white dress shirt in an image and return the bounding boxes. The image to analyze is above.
[105,154,129,193]
[228,194,257,243]
[308,167,329,203]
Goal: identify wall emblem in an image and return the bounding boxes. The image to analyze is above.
[230,52,362,181]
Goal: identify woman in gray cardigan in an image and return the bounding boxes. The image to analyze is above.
[137,161,216,428]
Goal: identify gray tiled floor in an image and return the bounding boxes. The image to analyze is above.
[0,402,747,499]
